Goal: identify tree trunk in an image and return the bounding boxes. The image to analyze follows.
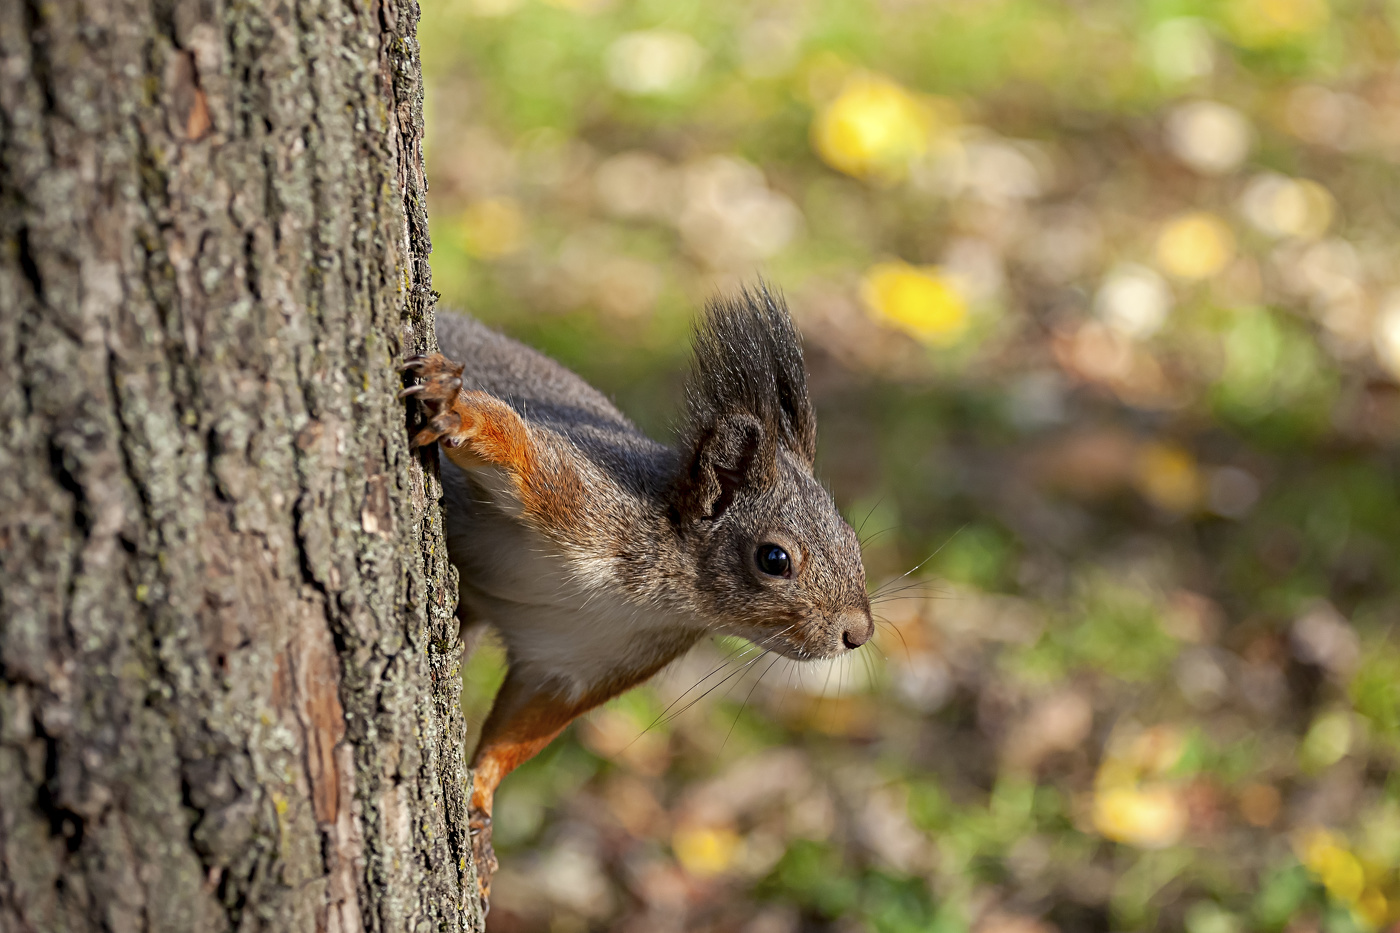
[0,0,483,927]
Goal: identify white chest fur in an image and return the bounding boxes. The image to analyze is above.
[440,461,702,700]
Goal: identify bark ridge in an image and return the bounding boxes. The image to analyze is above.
[0,0,481,927]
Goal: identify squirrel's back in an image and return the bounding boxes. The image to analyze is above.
[435,311,672,493]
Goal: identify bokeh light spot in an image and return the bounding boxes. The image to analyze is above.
[1150,18,1216,83]
[606,30,705,96]
[860,261,968,345]
[1240,174,1335,239]
[1375,295,1400,380]
[1093,784,1188,849]
[457,197,526,258]
[1135,443,1202,513]
[1225,0,1330,48]
[1096,264,1173,338]
[1298,829,1367,906]
[1156,212,1236,280]
[673,825,741,878]
[812,73,937,182]
[1166,101,1252,176]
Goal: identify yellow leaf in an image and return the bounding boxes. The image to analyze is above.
[1092,784,1188,849]
[1298,829,1367,905]
[1156,212,1235,280]
[673,825,741,878]
[1357,889,1389,929]
[861,261,969,345]
[1320,849,1367,904]
[812,73,937,182]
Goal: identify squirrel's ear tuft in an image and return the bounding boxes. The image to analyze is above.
[672,413,773,523]
[682,283,818,467]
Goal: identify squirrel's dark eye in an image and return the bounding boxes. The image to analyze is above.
[755,543,791,578]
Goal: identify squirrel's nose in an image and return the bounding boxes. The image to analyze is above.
[841,614,874,650]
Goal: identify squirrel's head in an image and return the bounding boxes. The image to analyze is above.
[667,287,872,660]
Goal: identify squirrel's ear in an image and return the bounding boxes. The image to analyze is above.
[672,413,775,523]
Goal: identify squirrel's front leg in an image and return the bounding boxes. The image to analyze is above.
[402,353,588,534]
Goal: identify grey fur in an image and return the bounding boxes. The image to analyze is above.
[433,291,871,691]
[435,312,674,496]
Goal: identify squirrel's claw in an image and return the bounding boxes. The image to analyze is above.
[411,410,465,449]
[401,354,468,449]
[400,354,538,492]
[400,355,464,396]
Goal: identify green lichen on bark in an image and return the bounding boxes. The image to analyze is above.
[0,0,481,927]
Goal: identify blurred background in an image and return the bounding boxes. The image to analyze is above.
[419,1,1400,930]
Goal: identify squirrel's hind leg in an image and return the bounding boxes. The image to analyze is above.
[466,656,680,904]
[466,672,598,906]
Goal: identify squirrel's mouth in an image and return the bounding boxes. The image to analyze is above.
[744,620,857,661]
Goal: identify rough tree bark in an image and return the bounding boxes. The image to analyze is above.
[0,0,484,927]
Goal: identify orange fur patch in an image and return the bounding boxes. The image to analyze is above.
[469,685,584,815]
[439,392,588,541]
[468,665,667,815]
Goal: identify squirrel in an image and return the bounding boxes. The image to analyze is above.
[400,285,872,903]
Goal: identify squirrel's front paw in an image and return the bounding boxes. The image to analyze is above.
[400,353,468,448]
[401,355,547,501]
[468,808,498,911]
